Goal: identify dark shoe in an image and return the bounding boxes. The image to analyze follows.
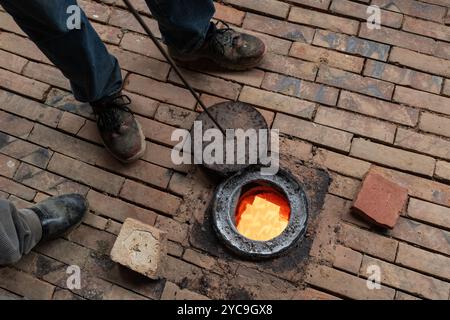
[30,194,88,240]
[169,22,267,71]
[91,93,146,163]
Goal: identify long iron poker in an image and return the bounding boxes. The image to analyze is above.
[122,0,227,136]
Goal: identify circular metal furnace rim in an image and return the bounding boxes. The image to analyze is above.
[212,165,309,260]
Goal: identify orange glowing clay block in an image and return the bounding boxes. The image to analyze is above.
[235,189,290,241]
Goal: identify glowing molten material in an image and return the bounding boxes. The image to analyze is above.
[235,187,290,241]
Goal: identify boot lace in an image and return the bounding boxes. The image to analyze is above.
[210,21,238,56]
[96,95,132,132]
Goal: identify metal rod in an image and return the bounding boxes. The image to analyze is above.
[122,0,227,135]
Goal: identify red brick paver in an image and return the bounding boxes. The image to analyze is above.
[0,0,449,300]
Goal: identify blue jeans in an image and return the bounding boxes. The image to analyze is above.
[0,0,215,102]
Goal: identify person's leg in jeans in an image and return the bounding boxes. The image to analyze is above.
[0,194,87,266]
[0,0,146,163]
[145,0,267,70]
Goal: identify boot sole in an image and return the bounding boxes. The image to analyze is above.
[102,120,147,164]
[172,42,268,72]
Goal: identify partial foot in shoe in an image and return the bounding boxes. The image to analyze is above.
[169,22,267,71]
[91,93,146,163]
[31,194,88,240]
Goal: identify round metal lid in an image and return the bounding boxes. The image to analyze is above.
[191,101,269,176]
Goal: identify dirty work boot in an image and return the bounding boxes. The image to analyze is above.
[30,194,88,240]
[169,22,267,71]
[91,93,146,163]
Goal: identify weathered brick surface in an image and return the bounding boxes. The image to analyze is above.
[351,138,436,177]
[338,91,419,126]
[306,264,395,300]
[331,0,403,28]
[338,223,398,261]
[364,60,443,94]
[1,0,449,301]
[332,245,363,275]
[317,66,394,100]
[313,30,390,61]
[315,107,396,143]
[261,73,339,106]
[360,256,449,299]
[274,113,353,152]
[407,198,450,230]
[290,42,364,73]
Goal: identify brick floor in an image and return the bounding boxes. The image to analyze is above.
[0,0,449,300]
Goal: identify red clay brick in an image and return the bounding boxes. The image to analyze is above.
[313,30,390,61]
[243,13,315,42]
[0,10,26,36]
[110,8,160,37]
[57,112,85,135]
[0,89,62,128]
[338,91,419,126]
[14,162,89,196]
[79,0,110,22]
[435,160,450,182]
[0,153,19,178]
[125,74,197,109]
[395,86,450,116]
[48,153,125,195]
[0,49,27,73]
[315,107,396,143]
[396,243,450,280]
[331,0,403,28]
[360,24,436,55]
[120,179,182,216]
[214,2,245,26]
[444,79,450,96]
[360,255,449,299]
[0,175,36,201]
[317,66,394,100]
[92,22,122,45]
[333,245,363,275]
[407,198,450,230]
[395,128,450,161]
[259,53,318,81]
[389,217,450,256]
[329,173,360,200]
[273,113,353,152]
[289,6,359,35]
[0,133,53,169]
[313,148,371,179]
[419,113,450,138]
[290,42,364,73]
[109,46,170,81]
[351,138,436,177]
[239,86,316,119]
[372,0,446,23]
[364,60,443,94]
[261,73,339,106]
[224,0,290,19]
[0,267,55,299]
[168,68,241,100]
[28,124,102,164]
[310,194,349,262]
[0,68,49,101]
[306,264,395,299]
[0,110,34,138]
[0,32,50,64]
[290,0,330,9]
[338,223,398,261]
[352,171,408,228]
[389,47,450,78]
